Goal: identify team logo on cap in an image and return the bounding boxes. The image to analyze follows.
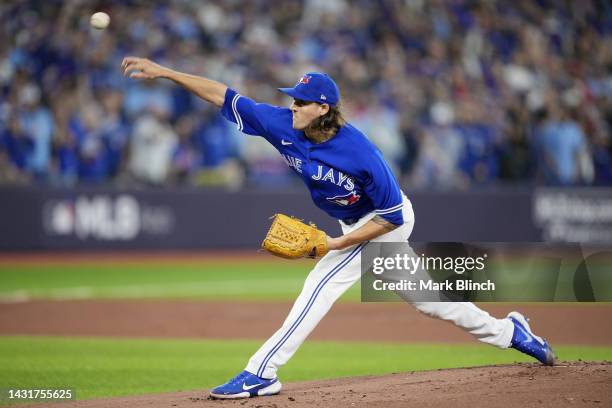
[326,191,361,206]
[297,75,311,85]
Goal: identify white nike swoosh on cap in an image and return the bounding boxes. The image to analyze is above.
[242,382,262,391]
[281,140,292,145]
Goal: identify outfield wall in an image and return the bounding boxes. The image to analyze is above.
[1,186,611,250]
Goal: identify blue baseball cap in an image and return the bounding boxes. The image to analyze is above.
[278,72,340,106]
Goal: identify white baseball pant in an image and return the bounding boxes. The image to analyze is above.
[246,195,515,379]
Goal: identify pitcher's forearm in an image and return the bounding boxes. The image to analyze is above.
[328,216,399,250]
[164,70,227,107]
[122,56,229,107]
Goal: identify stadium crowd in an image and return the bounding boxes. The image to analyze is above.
[0,0,611,189]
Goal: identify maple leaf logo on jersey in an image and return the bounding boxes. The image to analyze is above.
[297,75,311,85]
[326,191,361,206]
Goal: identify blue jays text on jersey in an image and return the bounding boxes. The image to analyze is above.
[221,88,404,226]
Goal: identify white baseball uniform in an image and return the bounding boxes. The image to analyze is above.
[246,196,515,379]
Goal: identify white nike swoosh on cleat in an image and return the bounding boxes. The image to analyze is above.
[242,383,262,391]
[281,140,292,145]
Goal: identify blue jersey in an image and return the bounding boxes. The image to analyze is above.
[221,88,404,225]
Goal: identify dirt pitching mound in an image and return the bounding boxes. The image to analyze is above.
[25,362,610,408]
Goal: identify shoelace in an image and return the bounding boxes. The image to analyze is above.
[228,372,250,387]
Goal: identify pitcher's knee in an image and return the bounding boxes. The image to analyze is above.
[412,302,445,318]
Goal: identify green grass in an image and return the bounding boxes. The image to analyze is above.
[1,336,610,401]
[0,262,360,302]
[2,257,610,302]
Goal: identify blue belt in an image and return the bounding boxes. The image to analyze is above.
[341,217,361,226]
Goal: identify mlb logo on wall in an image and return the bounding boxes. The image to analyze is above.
[298,75,311,85]
[326,191,361,206]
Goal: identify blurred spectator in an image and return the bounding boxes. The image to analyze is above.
[498,107,533,182]
[169,114,198,184]
[536,105,593,186]
[17,82,54,178]
[52,130,78,186]
[128,108,177,185]
[592,133,612,185]
[348,92,406,174]
[70,102,109,182]
[410,112,468,190]
[99,89,130,179]
[0,0,610,189]
[0,114,33,183]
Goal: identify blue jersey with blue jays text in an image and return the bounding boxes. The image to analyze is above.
[221,89,404,225]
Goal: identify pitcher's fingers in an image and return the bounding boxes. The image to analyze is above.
[129,72,148,79]
[123,57,144,71]
[121,56,140,68]
[122,64,134,76]
[123,61,143,75]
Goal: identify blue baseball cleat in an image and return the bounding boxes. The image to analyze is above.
[508,311,556,366]
[209,370,282,399]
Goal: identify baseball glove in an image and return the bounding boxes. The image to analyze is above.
[261,214,329,259]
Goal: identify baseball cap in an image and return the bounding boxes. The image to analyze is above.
[278,72,340,106]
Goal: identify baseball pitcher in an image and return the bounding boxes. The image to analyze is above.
[121,57,556,399]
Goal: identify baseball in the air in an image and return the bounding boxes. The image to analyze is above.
[90,12,110,30]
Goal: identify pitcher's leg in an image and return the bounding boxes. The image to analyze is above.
[410,301,514,347]
[246,243,366,379]
[375,242,514,348]
[380,243,552,360]
[410,302,555,364]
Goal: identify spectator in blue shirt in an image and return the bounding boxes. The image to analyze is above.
[17,83,54,178]
[1,114,33,182]
[537,105,592,185]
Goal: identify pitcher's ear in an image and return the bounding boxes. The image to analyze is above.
[319,103,330,116]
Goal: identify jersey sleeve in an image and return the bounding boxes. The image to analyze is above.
[220,88,283,138]
[363,149,404,225]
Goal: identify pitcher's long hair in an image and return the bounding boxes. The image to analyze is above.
[306,103,346,135]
